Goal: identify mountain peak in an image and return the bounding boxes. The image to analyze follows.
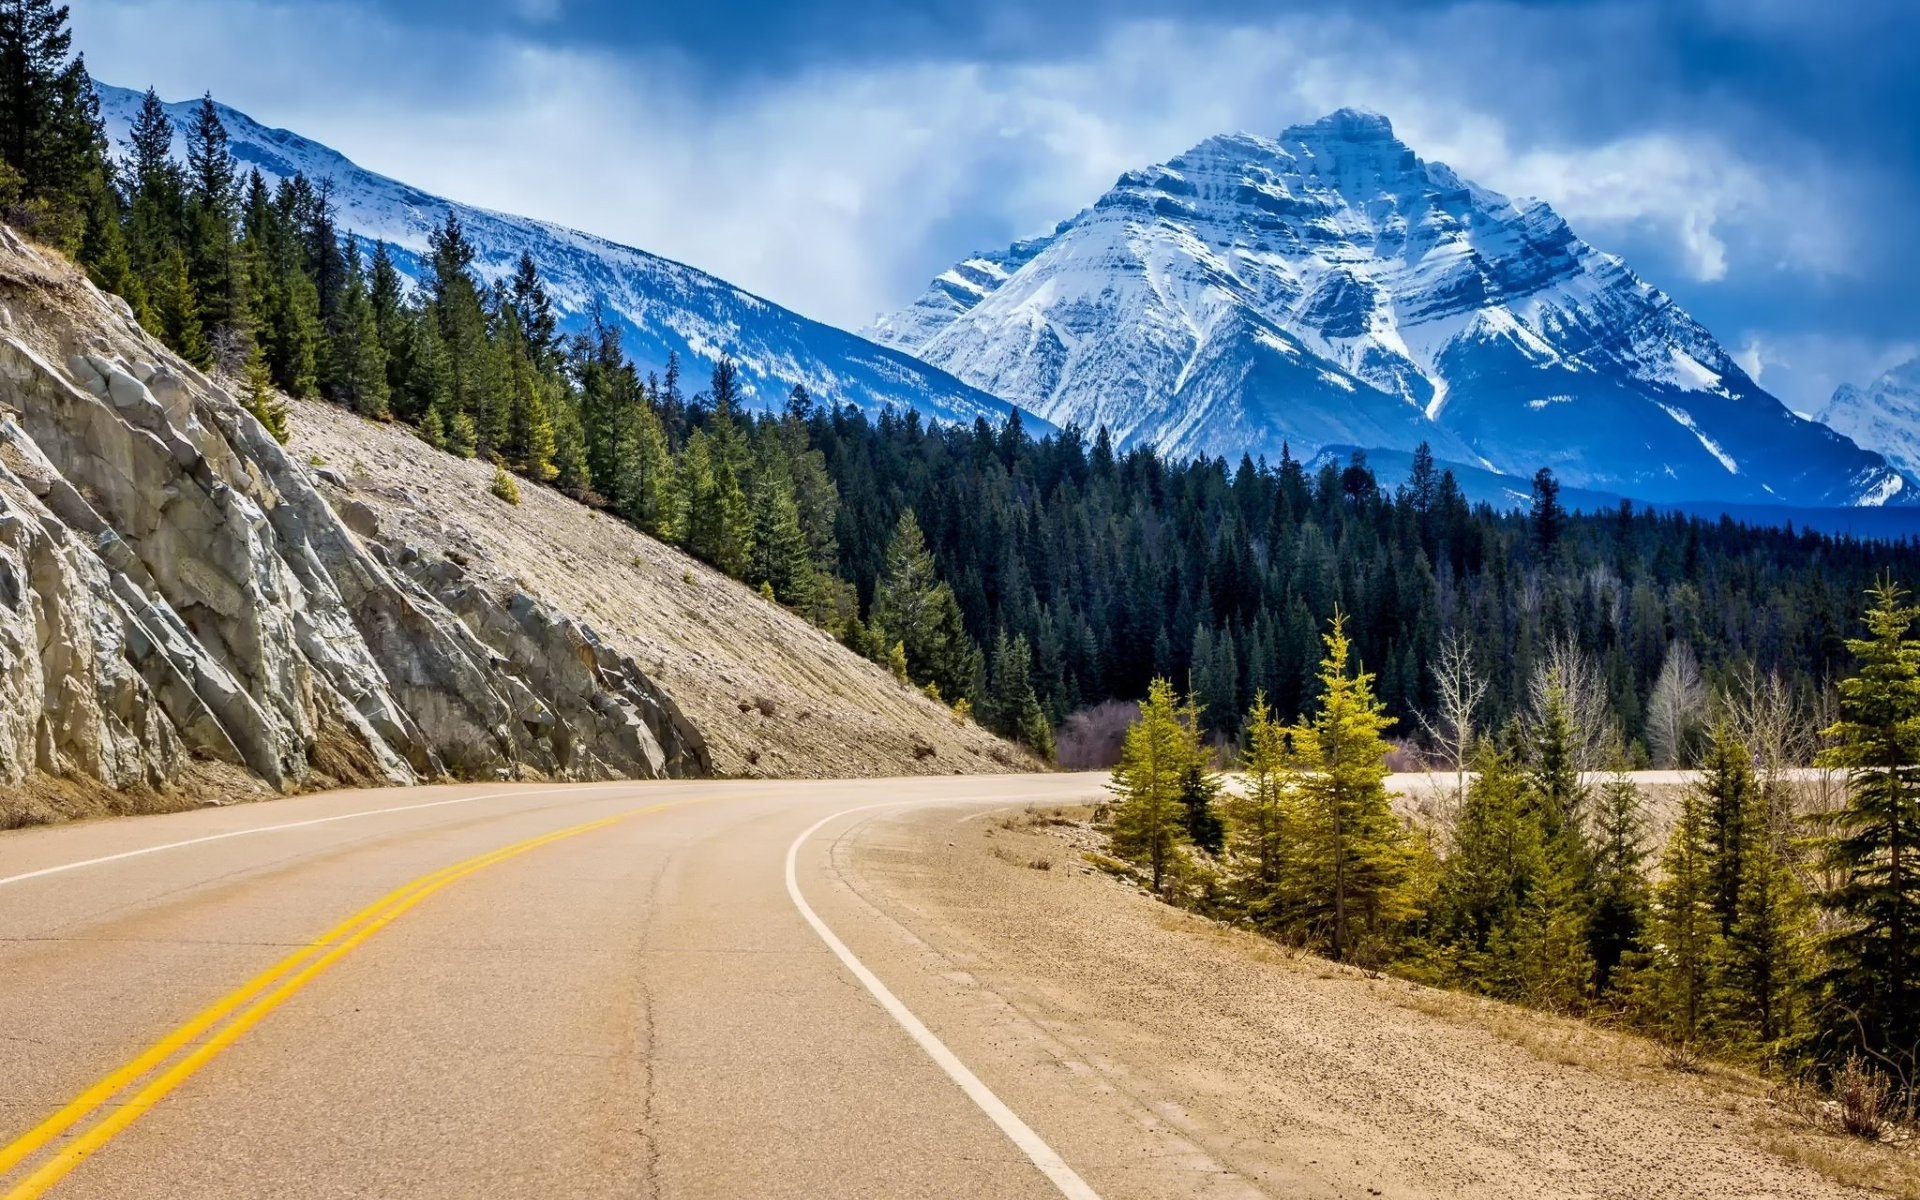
[1293,107,1396,140]
[871,106,1908,508]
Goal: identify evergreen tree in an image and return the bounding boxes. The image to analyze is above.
[77,166,141,311]
[507,249,559,369]
[501,318,554,478]
[240,339,288,443]
[987,631,1053,759]
[445,406,477,458]
[872,510,979,699]
[614,404,679,539]
[1426,746,1590,1006]
[708,454,752,577]
[147,245,207,365]
[1587,772,1649,992]
[1650,778,1721,1045]
[366,239,406,394]
[1812,579,1920,1079]
[1110,678,1201,893]
[1224,692,1298,929]
[325,236,390,417]
[0,0,103,248]
[1697,721,1758,935]
[1289,613,1412,961]
[746,469,813,605]
[1530,467,1565,553]
[396,309,449,423]
[677,429,719,553]
[1527,686,1589,857]
[1726,791,1811,1050]
[180,95,245,358]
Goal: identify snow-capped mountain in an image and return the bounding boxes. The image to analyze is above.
[95,84,1031,428]
[1818,356,1920,483]
[872,110,1905,507]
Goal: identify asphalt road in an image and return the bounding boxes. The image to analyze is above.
[0,775,1113,1199]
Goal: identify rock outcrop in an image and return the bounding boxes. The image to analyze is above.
[0,228,705,824]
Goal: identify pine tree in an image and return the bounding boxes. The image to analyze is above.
[1698,721,1758,935]
[1812,579,1920,1078]
[325,237,390,417]
[507,249,559,370]
[677,430,719,553]
[987,631,1054,759]
[1651,779,1721,1045]
[616,403,679,539]
[148,245,208,365]
[1290,613,1413,962]
[240,339,288,443]
[1425,746,1589,1005]
[1224,692,1298,929]
[549,392,591,494]
[1110,678,1201,893]
[77,166,142,312]
[502,320,554,478]
[445,406,477,458]
[1531,467,1565,553]
[709,454,752,577]
[1527,686,1590,858]
[0,0,104,248]
[1726,791,1811,1050]
[1588,772,1649,992]
[395,308,449,422]
[746,469,813,605]
[182,94,243,352]
[871,509,979,700]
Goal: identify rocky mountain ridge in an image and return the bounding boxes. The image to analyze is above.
[93,83,1036,432]
[0,226,710,822]
[1818,354,1920,483]
[873,110,1905,508]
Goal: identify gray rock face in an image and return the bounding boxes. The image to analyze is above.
[0,228,705,813]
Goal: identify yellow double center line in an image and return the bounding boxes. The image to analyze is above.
[0,800,682,1199]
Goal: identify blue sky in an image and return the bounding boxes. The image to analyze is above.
[74,0,1920,411]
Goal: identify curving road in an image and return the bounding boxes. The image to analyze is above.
[0,776,1110,1199]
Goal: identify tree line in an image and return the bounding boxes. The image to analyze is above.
[1105,584,1920,1118]
[16,3,1920,775]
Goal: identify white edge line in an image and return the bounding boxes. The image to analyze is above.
[784,802,1103,1200]
[0,781,653,890]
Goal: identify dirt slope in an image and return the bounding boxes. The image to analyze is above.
[839,800,1916,1199]
[287,397,1033,779]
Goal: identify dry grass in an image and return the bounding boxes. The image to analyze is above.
[1273,942,1920,1197]
[1756,1125,1920,1199]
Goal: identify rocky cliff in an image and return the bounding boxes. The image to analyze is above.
[0,228,707,825]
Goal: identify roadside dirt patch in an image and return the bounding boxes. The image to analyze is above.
[845,806,1916,1199]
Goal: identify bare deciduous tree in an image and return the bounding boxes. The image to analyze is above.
[1646,640,1704,768]
[1419,629,1486,812]
[1527,636,1616,771]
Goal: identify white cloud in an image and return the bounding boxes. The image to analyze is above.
[1733,332,1920,414]
[72,2,1870,328]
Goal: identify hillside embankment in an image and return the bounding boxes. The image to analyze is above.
[0,230,1026,826]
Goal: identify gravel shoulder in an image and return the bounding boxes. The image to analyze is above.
[836,794,1916,1200]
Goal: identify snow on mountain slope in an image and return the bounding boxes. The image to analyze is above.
[874,110,1904,506]
[1818,355,1920,482]
[95,84,1034,429]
